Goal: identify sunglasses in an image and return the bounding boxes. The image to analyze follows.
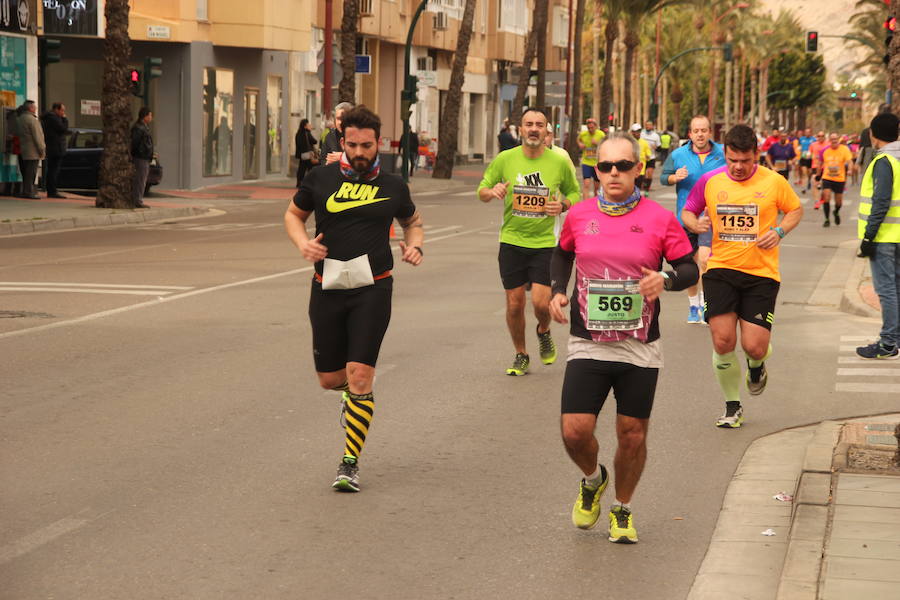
[596,160,637,173]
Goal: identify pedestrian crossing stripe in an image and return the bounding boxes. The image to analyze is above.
[834,336,899,394]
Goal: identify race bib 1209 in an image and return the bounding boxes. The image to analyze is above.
[511,185,550,218]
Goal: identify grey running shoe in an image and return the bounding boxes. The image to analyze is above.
[746,361,767,395]
[332,456,360,492]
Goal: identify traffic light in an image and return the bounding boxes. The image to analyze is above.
[129,69,142,97]
[38,38,62,67]
[723,42,733,63]
[805,31,818,53]
[850,91,858,98]
[145,57,162,80]
[885,16,896,64]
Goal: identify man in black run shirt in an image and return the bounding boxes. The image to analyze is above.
[284,106,425,492]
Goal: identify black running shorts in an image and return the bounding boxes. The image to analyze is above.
[498,243,553,290]
[561,359,659,419]
[702,268,780,330]
[821,179,845,194]
[799,158,812,168]
[308,278,392,372]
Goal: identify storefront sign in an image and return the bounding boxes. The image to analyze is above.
[0,35,26,107]
[147,25,170,39]
[1,0,36,34]
[416,70,437,87]
[80,98,99,116]
[42,0,97,36]
[354,54,370,75]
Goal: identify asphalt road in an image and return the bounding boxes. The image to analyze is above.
[1,174,896,599]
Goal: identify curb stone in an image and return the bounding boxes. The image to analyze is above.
[0,206,209,236]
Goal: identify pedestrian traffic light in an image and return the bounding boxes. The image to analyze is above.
[885,16,896,64]
[38,38,62,67]
[805,31,818,53]
[129,69,142,97]
[144,57,162,80]
[723,42,733,62]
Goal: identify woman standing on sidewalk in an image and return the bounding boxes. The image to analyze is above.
[294,119,318,188]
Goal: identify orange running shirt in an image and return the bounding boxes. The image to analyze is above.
[809,140,828,169]
[820,145,853,183]
[683,165,801,282]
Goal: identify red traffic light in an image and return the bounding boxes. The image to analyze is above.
[130,69,140,82]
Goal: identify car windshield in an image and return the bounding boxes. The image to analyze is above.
[70,131,103,149]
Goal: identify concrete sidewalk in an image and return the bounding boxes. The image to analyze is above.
[688,416,900,600]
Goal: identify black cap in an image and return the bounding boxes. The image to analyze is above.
[871,112,900,143]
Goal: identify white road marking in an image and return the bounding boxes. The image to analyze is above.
[0,517,88,565]
[837,368,900,377]
[0,226,492,341]
[838,356,880,364]
[0,287,180,296]
[836,383,900,393]
[0,282,192,290]
[840,335,874,342]
[451,191,473,197]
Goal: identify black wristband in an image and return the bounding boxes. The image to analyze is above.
[413,246,423,256]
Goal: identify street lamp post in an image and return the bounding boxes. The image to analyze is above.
[401,0,429,183]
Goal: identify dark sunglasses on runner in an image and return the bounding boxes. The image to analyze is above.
[596,160,637,173]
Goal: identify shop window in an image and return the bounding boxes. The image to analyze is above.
[266,75,283,173]
[202,68,234,177]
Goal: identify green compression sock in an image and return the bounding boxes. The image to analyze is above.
[747,344,772,369]
[712,351,741,403]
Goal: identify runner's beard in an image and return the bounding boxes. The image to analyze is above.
[351,155,374,173]
[524,135,542,148]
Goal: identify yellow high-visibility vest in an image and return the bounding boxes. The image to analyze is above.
[859,152,900,242]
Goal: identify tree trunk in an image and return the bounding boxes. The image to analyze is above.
[591,1,601,120]
[738,58,746,122]
[891,0,900,113]
[724,57,731,131]
[749,66,757,129]
[600,17,617,126]
[708,53,719,125]
[432,0,477,179]
[622,25,638,127]
[96,0,134,209]
[338,0,359,103]
[759,62,769,130]
[534,0,550,108]
[567,0,585,161]
[512,31,538,121]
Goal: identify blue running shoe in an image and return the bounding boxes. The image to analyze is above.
[687,305,703,324]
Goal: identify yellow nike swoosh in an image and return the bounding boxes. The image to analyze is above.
[326,192,391,212]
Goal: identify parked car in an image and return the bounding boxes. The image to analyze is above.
[57,128,162,194]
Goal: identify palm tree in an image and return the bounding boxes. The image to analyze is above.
[599,0,625,126]
[338,0,359,102]
[620,0,687,126]
[656,7,699,132]
[849,0,890,100]
[756,9,802,128]
[433,0,478,178]
[567,0,587,161]
[96,0,134,209]
[511,33,537,120]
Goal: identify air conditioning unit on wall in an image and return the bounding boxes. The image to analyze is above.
[433,12,448,30]
[359,0,374,17]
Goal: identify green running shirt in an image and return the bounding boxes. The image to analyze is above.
[578,129,606,166]
[478,146,582,249]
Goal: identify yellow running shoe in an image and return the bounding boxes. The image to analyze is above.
[506,352,529,376]
[537,327,557,365]
[572,465,609,529]
[608,505,638,543]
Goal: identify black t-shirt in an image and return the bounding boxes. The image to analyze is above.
[293,162,416,277]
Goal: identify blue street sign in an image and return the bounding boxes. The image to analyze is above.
[355,55,371,74]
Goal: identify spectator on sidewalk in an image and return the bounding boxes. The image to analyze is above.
[856,112,900,360]
[294,118,318,187]
[400,128,419,176]
[498,118,519,152]
[319,101,353,166]
[130,107,154,209]
[1,105,23,196]
[41,102,69,198]
[16,100,45,199]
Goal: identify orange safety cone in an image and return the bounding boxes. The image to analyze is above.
[389,223,396,239]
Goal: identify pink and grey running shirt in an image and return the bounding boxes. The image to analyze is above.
[558,197,693,343]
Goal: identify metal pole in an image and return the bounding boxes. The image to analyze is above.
[654,9,661,104]
[565,0,572,117]
[402,0,428,183]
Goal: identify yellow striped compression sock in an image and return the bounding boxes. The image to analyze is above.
[712,351,741,403]
[343,391,374,459]
[747,344,772,369]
